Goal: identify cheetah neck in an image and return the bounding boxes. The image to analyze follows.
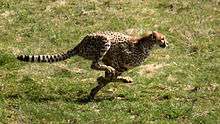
[137,37,156,51]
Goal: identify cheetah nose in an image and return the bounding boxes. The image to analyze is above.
[159,43,166,48]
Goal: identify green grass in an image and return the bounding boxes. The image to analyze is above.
[0,0,220,123]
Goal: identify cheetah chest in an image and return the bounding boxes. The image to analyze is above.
[103,42,149,71]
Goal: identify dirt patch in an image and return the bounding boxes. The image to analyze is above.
[183,83,219,93]
[138,63,169,78]
[1,10,15,18]
[1,10,15,24]
[167,75,177,82]
[55,63,86,74]
[45,0,67,12]
[125,28,140,36]
[124,28,152,37]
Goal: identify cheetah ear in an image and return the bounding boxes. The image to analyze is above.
[152,31,157,39]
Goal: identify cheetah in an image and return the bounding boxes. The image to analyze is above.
[17,31,168,100]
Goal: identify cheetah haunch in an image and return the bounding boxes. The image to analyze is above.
[17,31,168,100]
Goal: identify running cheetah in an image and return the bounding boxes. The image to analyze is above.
[17,31,168,100]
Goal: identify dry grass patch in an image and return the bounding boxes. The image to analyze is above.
[138,63,169,78]
[45,0,67,12]
[1,10,15,18]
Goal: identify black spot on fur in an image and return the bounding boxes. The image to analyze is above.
[54,55,58,62]
[17,55,23,61]
[61,53,66,60]
[31,55,35,62]
[37,56,41,62]
[42,55,46,62]
[50,56,54,62]
[46,55,49,61]
[24,55,29,61]
[56,54,60,61]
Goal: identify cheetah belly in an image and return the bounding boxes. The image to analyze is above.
[120,52,147,69]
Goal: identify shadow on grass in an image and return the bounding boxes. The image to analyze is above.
[3,75,137,104]
[4,91,136,104]
[76,94,137,104]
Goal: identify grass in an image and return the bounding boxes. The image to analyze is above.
[0,0,220,123]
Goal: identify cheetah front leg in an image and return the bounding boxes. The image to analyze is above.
[106,71,133,83]
[115,76,133,83]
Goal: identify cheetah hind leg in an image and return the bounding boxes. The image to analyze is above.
[87,73,132,100]
[105,71,133,83]
[88,70,118,100]
[88,76,111,100]
[87,76,133,101]
[91,62,116,77]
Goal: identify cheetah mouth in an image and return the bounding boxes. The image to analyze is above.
[159,43,167,48]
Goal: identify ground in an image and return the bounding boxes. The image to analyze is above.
[0,0,220,123]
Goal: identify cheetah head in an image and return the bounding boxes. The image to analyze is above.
[151,31,168,48]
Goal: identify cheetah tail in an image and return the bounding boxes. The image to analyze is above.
[17,48,77,63]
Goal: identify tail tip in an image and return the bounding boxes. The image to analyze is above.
[17,55,23,60]
[17,55,29,61]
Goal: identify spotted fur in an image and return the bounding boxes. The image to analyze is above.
[17,31,168,100]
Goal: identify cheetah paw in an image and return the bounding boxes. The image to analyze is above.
[106,66,116,77]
